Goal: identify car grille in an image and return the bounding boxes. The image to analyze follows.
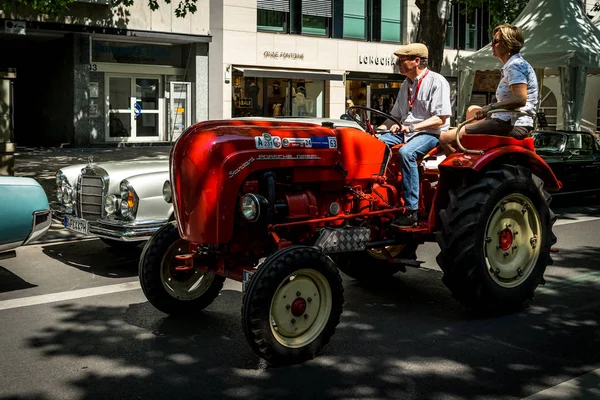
[79,175,104,221]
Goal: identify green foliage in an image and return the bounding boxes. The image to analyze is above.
[1,0,198,17]
[454,0,529,29]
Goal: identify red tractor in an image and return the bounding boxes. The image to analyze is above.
[139,107,560,364]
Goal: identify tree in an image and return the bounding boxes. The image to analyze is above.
[415,0,529,72]
[0,0,197,18]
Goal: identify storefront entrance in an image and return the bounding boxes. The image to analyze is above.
[106,75,163,142]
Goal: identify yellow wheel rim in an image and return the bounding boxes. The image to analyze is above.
[269,268,332,349]
[484,194,542,288]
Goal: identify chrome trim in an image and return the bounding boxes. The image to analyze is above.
[0,240,24,253]
[78,165,109,221]
[52,206,167,242]
[23,210,52,245]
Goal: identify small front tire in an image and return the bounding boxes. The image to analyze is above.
[242,245,344,364]
[139,222,225,316]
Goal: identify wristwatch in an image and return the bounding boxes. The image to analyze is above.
[408,124,416,133]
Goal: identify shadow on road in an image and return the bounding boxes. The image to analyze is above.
[0,266,37,293]
[41,239,141,278]
[13,244,600,400]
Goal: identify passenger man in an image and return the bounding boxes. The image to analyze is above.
[377,43,452,228]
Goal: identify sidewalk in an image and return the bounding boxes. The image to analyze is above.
[13,146,172,244]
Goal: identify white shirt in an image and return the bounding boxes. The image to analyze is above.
[389,68,452,140]
[494,53,538,127]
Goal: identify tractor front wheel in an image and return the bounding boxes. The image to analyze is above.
[139,222,225,316]
[436,165,556,314]
[242,246,344,364]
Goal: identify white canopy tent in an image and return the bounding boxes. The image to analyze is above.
[458,0,600,130]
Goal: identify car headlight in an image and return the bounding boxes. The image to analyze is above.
[240,193,267,222]
[162,180,172,203]
[55,171,73,205]
[117,180,138,219]
[105,194,118,215]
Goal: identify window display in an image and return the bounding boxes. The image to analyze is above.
[232,72,324,118]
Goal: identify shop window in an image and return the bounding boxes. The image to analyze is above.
[343,0,366,39]
[380,0,401,42]
[445,3,490,50]
[232,74,325,118]
[539,86,557,130]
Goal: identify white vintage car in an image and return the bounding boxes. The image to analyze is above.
[51,158,172,249]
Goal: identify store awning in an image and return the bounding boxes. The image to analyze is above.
[234,67,344,81]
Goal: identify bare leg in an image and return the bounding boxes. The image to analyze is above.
[439,126,468,155]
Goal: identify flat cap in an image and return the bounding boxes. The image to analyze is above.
[393,43,428,58]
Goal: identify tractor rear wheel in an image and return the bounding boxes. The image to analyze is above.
[436,165,556,314]
[334,244,419,281]
[242,245,344,364]
[139,222,225,316]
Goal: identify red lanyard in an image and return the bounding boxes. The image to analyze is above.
[407,70,429,111]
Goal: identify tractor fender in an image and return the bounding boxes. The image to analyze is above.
[438,145,562,190]
[428,145,562,231]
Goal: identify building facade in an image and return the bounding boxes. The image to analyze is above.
[0,0,211,147]
[208,0,493,124]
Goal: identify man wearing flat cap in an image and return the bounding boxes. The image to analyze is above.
[377,42,452,228]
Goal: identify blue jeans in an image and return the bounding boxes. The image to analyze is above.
[378,133,439,211]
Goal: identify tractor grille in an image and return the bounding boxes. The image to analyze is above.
[79,175,104,221]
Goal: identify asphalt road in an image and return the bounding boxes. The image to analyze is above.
[0,199,599,400]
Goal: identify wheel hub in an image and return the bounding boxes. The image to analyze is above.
[270,273,329,343]
[484,195,542,288]
[291,297,307,317]
[499,228,513,251]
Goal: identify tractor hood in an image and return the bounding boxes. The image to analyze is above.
[170,118,382,244]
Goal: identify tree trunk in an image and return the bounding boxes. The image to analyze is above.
[415,0,449,73]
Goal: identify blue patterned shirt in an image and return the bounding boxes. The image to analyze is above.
[494,53,538,127]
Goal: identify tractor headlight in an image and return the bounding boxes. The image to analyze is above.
[162,180,172,203]
[104,195,119,215]
[240,193,267,222]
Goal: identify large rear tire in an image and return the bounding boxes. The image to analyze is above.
[436,165,556,314]
[139,222,225,316]
[242,246,344,364]
[333,244,418,281]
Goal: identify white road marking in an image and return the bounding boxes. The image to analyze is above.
[555,216,600,226]
[0,281,141,311]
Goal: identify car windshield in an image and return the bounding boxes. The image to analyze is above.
[533,132,567,153]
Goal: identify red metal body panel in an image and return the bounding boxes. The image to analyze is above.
[438,135,562,189]
[171,119,386,244]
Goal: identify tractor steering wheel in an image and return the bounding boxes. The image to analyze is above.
[345,105,404,137]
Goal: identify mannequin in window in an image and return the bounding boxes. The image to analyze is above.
[273,103,282,117]
[295,83,307,116]
[246,78,260,114]
[233,77,242,102]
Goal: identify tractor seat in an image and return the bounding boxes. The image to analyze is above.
[460,134,535,151]
[390,143,441,163]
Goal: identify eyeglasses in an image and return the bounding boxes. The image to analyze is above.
[491,38,503,46]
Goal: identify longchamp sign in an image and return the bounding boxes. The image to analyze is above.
[358,55,394,66]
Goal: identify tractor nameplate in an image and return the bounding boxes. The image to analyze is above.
[314,227,372,254]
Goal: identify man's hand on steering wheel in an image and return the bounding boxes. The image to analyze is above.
[347,106,403,136]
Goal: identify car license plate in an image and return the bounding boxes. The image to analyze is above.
[242,269,255,293]
[63,215,89,235]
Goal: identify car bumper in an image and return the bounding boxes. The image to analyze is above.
[51,205,167,242]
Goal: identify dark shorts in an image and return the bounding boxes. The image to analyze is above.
[464,118,532,140]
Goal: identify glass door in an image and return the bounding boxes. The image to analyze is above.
[106,75,163,141]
